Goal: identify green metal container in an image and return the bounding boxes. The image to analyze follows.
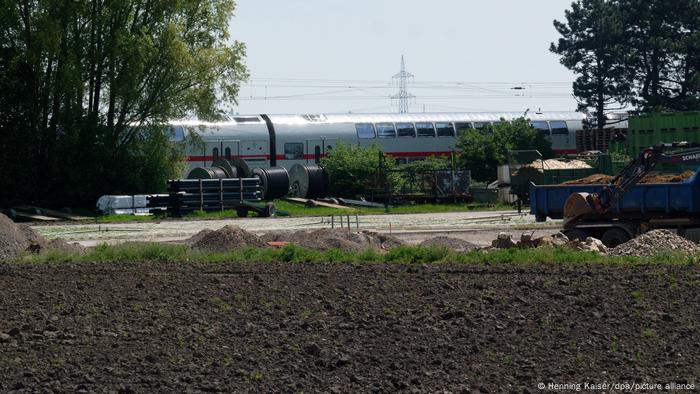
[626,112,700,173]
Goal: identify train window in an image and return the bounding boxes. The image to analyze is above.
[355,123,376,139]
[473,122,488,130]
[284,143,304,160]
[233,116,261,123]
[395,158,408,165]
[167,126,186,142]
[224,147,232,160]
[396,123,415,137]
[492,121,501,127]
[455,122,473,135]
[550,121,569,135]
[435,122,455,137]
[416,122,435,137]
[532,121,550,135]
[212,147,219,159]
[376,123,396,138]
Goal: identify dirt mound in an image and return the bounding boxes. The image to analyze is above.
[261,229,404,251]
[188,225,266,251]
[419,236,478,252]
[0,213,46,260]
[561,173,613,185]
[46,238,87,254]
[562,171,694,185]
[607,229,699,257]
[639,170,694,183]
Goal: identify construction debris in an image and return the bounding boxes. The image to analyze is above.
[569,237,608,253]
[491,232,517,249]
[607,229,699,257]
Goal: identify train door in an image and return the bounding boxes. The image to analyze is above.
[305,138,337,164]
[205,139,240,164]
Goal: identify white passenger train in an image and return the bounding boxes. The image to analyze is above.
[170,111,602,174]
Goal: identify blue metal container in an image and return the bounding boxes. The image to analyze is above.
[530,169,700,221]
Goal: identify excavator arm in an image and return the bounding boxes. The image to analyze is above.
[563,142,700,226]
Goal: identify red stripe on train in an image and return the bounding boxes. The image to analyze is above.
[188,149,576,162]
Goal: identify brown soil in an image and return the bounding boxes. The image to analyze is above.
[46,238,87,254]
[562,171,695,185]
[260,229,404,251]
[0,262,698,392]
[187,225,266,251]
[0,213,46,260]
[419,236,478,252]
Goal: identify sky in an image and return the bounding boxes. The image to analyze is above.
[228,0,578,115]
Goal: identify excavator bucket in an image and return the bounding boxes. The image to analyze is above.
[562,192,595,227]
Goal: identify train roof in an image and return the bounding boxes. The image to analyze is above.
[174,111,586,127]
[265,111,586,125]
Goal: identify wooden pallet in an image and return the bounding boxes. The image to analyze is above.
[576,128,624,152]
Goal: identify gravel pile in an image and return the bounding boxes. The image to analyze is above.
[188,225,266,251]
[261,229,404,252]
[419,236,478,252]
[607,229,699,257]
[0,213,46,260]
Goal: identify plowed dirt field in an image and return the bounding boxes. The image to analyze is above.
[1,262,698,392]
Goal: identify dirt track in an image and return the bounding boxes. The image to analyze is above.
[1,262,699,392]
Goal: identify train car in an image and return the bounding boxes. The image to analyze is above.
[173,111,592,175]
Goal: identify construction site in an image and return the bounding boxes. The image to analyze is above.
[2,0,700,392]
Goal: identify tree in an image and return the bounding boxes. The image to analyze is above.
[552,0,700,116]
[551,0,631,128]
[0,0,247,206]
[456,119,553,182]
[321,143,396,198]
[620,0,700,111]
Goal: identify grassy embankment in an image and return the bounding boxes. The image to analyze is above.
[17,242,699,266]
[96,201,515,222]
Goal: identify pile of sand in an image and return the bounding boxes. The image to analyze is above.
[562,171,694,185]
[261,229,404,252]
[0,213,46,260]
[525,159,592,171]
[419,236,478,252]
[187,225,266,252]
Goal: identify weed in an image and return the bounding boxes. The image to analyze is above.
[630,291,644,300]
[641,328,657,338]
[209,296,232,311]
[250,371,264,382]
[609,341,618,353]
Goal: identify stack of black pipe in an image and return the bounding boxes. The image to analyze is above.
[148,178,262,216]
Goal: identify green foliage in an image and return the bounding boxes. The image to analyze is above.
[550,0,630,128]
[552,0,700,121]
[18,243,700,266]
[321,143,396,197]
[456,118,553,182]
[0,0,247,207]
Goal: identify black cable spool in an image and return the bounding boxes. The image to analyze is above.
[187,166,229,179]
[253,166,290,200]
[289,164,329,199]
